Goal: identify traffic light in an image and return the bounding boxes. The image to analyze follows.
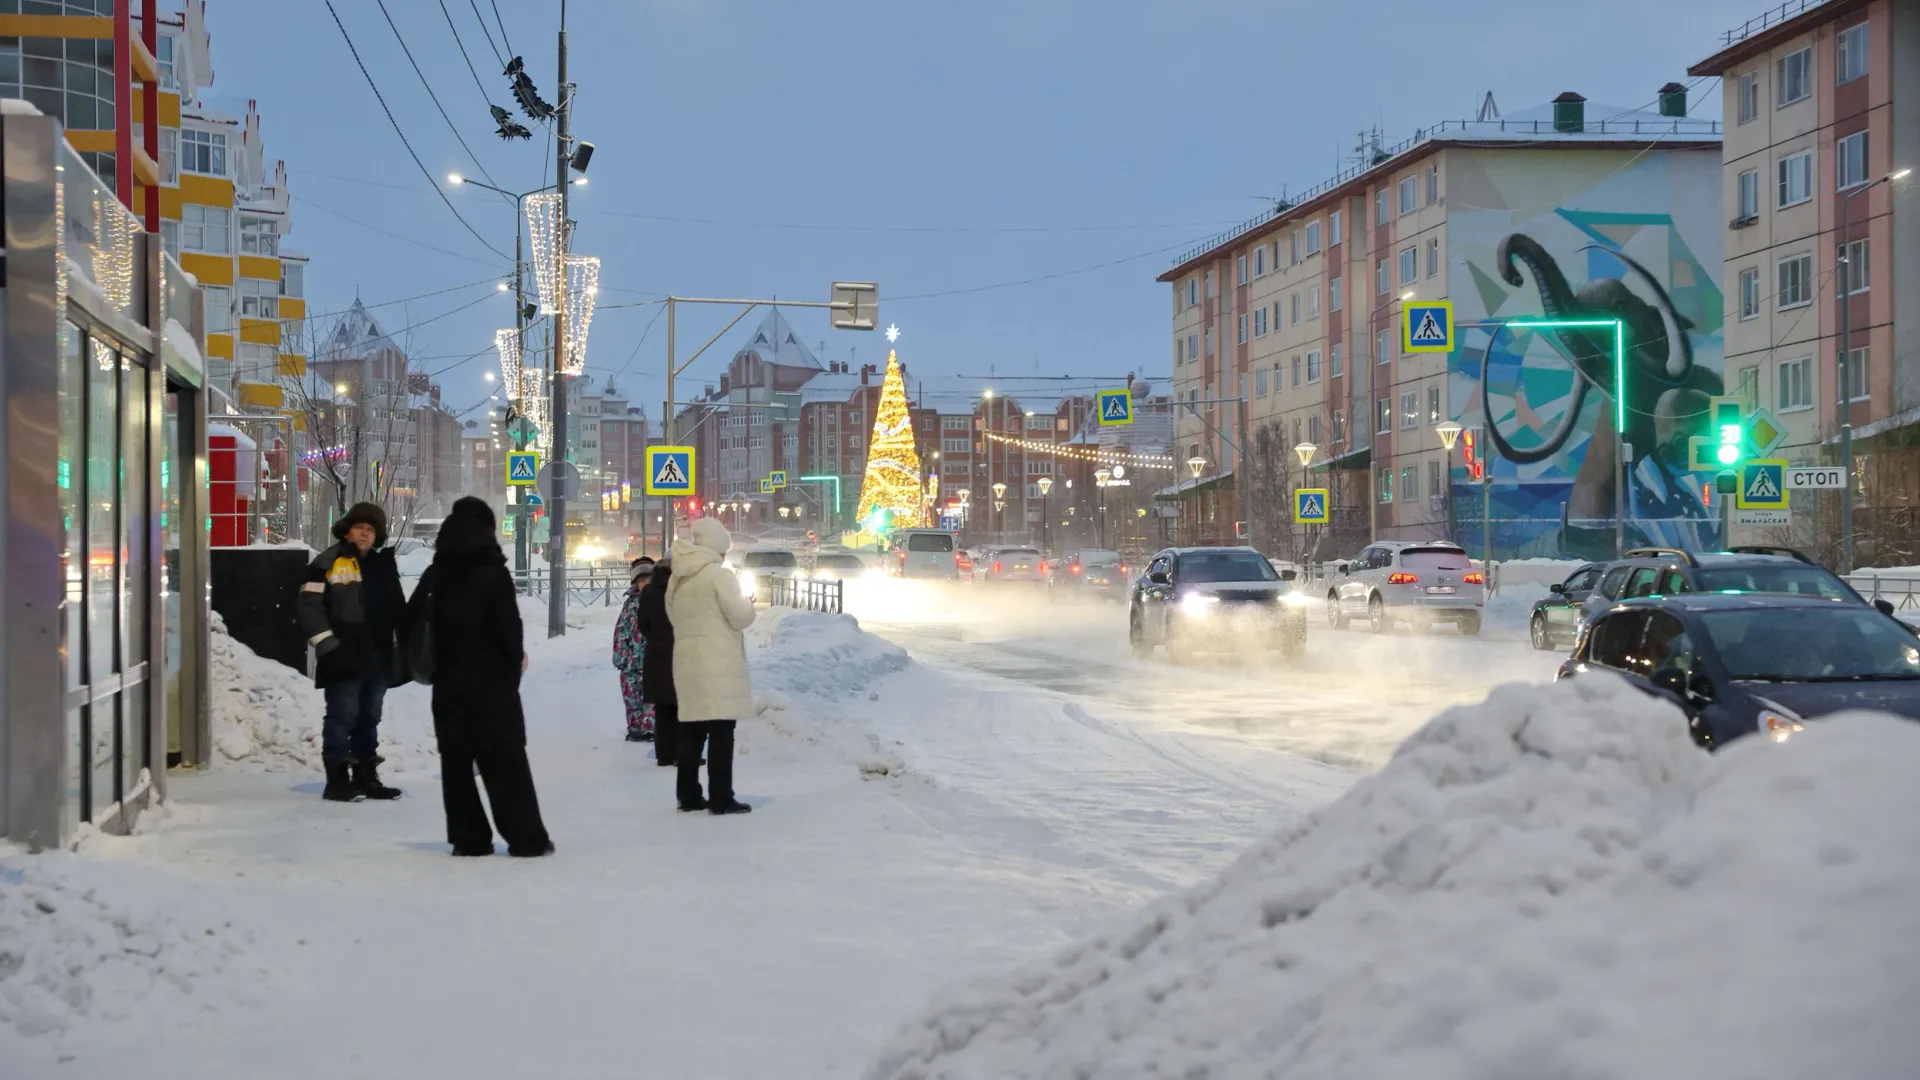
[1461,428,1484,481]
[1713,397,1745,466]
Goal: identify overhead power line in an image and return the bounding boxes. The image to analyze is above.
[291,194,507,269]
[298,276,507,324]
[467,0,505,66]
[322,0,510,262]
[487,0,515,59]
[373,0,505,194]
[437,0,502,123]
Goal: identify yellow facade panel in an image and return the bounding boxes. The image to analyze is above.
[205,332,234,360]
[235,382,284,409]
[178,173,234,208]
[178,252,232,286]
[238,255,281,281]
[64,129,114,153]
[279,354,307,378]
[238,319,280,346]
[285,409,307,433]
[0,15,111,38]
[160,186,182,220]
[160,92,181,128]
[279,297,306,320]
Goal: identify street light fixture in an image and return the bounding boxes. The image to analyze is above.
[1434,421,1463,544]
[1838,165,1911,572]
[1293,441,1318,469]
[1186,456,1208,480]
[1036,475,1054,551]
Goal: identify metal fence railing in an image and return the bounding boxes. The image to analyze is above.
[765,575,844,615]
[1844,573,1920,611]
[511,569,631,608]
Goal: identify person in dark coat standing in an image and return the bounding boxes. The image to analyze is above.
[634,557,679,769]
[402,497,554,857]
[296,501,406,802]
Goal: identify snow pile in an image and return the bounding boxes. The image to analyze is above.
[750,610,910,703]
[1482,580,1551,637]
[867,675,1920,1080]
[0,855,273,1044]
[208,617,435,776]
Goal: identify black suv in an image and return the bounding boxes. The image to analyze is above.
[1578,545,1890,625]
[1129,547,1309,662]
[1558,592,1920,749]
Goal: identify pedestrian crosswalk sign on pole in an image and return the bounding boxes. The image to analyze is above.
[1294,488,1330,524]
[506,451,539,486]
[1097,389,1134,427]
[645,446,695,497]
[1402,300,1455,354]
[769,470,787,489]
[761,478,774,494]
[1736,458,1788,510]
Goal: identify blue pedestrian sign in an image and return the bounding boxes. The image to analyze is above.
[644,446,696,497]
[1736,458,1789,510]
[1294,487,1330,524]
[506,451,539,486]
[768,470,787,489]
[1097,389,1134,427]
[524,492,543,507]
[1403,301,1455,354]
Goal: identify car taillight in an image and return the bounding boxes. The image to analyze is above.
[1071,565,1081,575]
[1463,572,1485,584]
[1387,572,1419,585]
[1119,563,1129,574]
[993,561,1003,573]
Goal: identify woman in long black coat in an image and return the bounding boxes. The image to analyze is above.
[403,496,554,857]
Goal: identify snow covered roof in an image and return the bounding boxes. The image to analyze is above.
[323,299,400,359]
[734,309,822,371]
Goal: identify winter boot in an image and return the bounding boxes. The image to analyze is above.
[625,728,649,743]
[677,796,709,812]
[322,762,365,803]
[352,760,403,800]
[708,798,752,816]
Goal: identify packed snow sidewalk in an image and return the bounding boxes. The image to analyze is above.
[868,675,1920,1080]
[1,603,1344,1079]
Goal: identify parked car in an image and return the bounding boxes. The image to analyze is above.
[1529,561,1609,650]
[1557,592,1920,749]
[1328,541,1485,635]
[1129,546,1310,662]
[1049,549,1130,601]
[888,528,964,580]
[983,546,1047,584]
[1579,546,1888,626]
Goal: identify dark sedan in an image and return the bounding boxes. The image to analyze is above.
[1049,550,1131,601]
[1129,546,1310,663]
[1557,592,1920,749]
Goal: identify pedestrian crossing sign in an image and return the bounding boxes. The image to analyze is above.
[1402,301,1455,354]
[1097,389,1134,427]
[769,470,787,489]
[1736,458,1788,510]
[1294,487,1330,524]
[761,478,774,494]
[644,446,695,497]
[506,451,539,486]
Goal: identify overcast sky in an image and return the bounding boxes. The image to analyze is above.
[210,0,1766,426]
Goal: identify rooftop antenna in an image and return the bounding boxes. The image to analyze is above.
[1478,91,1501,121]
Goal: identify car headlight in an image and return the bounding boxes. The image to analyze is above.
[1281,590,1311,607]
[1758,708,1804,744]
[1179,592,1220,616]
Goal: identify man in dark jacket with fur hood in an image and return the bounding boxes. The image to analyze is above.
[297,501,406,802]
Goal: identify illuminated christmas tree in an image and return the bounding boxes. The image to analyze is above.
[854,326,926,533]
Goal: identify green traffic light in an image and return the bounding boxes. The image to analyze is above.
[1715,443,1740,466]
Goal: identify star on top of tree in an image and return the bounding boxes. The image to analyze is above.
[885,323,901,344]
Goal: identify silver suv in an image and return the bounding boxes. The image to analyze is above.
[1328,541,1485,635]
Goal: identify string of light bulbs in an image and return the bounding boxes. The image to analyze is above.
[983,432,1176,469]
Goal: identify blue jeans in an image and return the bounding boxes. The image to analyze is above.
[322,668,389,765]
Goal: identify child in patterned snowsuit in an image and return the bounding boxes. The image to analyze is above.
[613,557,656,742]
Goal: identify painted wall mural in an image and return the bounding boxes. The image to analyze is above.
[1446,148,1726,560]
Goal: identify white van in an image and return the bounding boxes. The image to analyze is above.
[888,529,961,580]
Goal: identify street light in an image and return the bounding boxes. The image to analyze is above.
[1187,456,1207,480]
[1293,441,1318,469]
[1094,468,1112,549]
[1838,165,1911,572]
[1036,475,1054,552]
[1434,421,1462,546]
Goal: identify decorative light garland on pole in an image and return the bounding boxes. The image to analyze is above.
[983,431,1175,469]
[494,328,522,399]
[524,192,563,313]
[561,254,599,375]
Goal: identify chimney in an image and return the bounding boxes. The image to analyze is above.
[1658,81,1687,118]
[861,364,875,386]
[1552,91,1586,133]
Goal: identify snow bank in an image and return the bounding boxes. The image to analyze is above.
[1482,580,1550,637]
[749,610,910,703]
[0,853,274,1045]
[208,617,435,776]
[867,675,1920,1080]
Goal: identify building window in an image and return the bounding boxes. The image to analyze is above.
[1204,327,1213,356]
[1187,333,1198,360]
[1377,328,1393,366]
[1332,409,1345,442]
[1427,385,1441,424]
[1377,397,1391,434]
[1375,259,1388,295]
[1304,220,1321,254]
[1836,22,1868,84]
[1308,415,1322,444]
[1377,467,1392,503]
[1236,255,1248,286]
[1330,343,1343,378]
[1255,369,1269,398]
[1237,314,1248,344]
[1329,210,1343,246]
[1738,267,1761,319]
[1292,356,1302,387]
[1427,458,1442,498]
[1737,168,1759,220]
[1290,231,1301,265]
[1777,150,1812,207]
[239,217,278,256]
[180,128,228,176]
[1397,177,1416,215]
[1186,278,1198,307]
[1253,307,1268,337]
[1425,164,1438,204]
[1329,277,1342,313]
[1307,350,1321,382]
[1737,70,1759,124]
[1253,247,1266,277]
[159,219,179,259]
[239,278,278,319]
[1403,466,1418,501]
[1840,238,1870,294]
[1375,189,1388,225]
[1399,391,1417,430]
[1776,46,1812,106]
[1270,362,1280,395]
[180,203,230,254]
[1843,347,1870,402]
[1736,365,1760,409]
[1291,293,1301,325]
[204,284,232,333]
[1837,131,1868,190]
[159,127,178,184]
[1778,355,1813,412]
[1398,247,1417,284]
[1777,253,1813,309]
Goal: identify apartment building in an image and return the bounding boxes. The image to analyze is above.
[1691,0,1920,562]
[1159,92,1724,562]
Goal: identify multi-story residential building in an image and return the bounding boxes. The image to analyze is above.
[1691,0,1919,564]
[1159,91,1724,562]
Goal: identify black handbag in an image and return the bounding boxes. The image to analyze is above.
[407,578,436,686]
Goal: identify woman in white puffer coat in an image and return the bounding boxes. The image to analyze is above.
[663,516,756,815]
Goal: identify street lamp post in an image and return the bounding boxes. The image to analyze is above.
[1838,166,1910,573]
[1036,475,1054,553]
[1293,441,1317,564]
[1185,456,1207,547]
[1094,467,1112,548]
[1434,421,1463,546]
